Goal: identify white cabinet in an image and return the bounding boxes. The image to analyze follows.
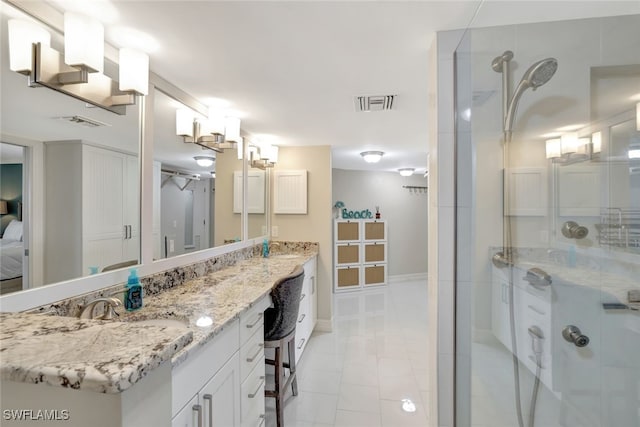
[273,170,307,214]
[294,256,317,362]
[172,295,270,427]
[334,220,387,292]
[44,141,139,282]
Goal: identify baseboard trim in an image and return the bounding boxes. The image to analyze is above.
[388,273,428,283]
[314,318,333,333]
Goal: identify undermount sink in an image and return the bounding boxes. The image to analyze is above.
[133,318,189,329]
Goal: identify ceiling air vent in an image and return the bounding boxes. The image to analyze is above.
[354,95,396,112]
[58,115,110,128]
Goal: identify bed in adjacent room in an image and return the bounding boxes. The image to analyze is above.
[1,219,23,294]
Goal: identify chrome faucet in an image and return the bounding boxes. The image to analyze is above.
[79,297,122,320]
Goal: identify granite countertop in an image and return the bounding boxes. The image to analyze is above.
[0,250,317,394]
[512,259,639,305]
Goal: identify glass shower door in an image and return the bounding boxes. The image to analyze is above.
[454,12,640,427]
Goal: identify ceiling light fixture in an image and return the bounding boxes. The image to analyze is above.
[398,168,415,177]
[360,151,384,163]
[194,156,215,167]
[8,15,148,115]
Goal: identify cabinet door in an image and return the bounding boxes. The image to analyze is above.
[200,352,241,427]
[172,395,200,427]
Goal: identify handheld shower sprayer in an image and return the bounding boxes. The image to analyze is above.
[491,51,558,136]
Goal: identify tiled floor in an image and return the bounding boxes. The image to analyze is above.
[264,280,430,427]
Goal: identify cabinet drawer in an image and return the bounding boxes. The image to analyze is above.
[336,221,360,242]
[240,324,265,382]
[364,242,385,263]
[363,264,386,286]
[172,320,239,416]
[240,295,271,344]
[241,358,266,422]
[336,244,360,265]
[337,266,360,288]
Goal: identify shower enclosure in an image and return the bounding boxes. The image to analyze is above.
[454,13,640,427]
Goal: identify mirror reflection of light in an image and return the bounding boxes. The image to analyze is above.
[460,108,471,121]
[196,316,213,327]
[629,146,640,160]
[556,124,586,132]
[401,398,417,413]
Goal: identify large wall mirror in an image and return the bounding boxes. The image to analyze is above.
[0,10,141,295]
[553,64,640,254]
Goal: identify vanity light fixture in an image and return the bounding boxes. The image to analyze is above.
[398,168,415,177]
[194,156,215,168]
[176,109,241,153]
[636,102,639,131]
[547,133,591,164]
[360,151,384,163]
[250,143,279,169]
[8,14,148,115]
[629,143,640,160]
[591,131,602,155]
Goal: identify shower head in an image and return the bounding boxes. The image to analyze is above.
[505,57,558,133]
[491,50,514,72]
[521,58,558,90]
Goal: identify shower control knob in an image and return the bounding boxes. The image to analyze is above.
[562,325,590,347]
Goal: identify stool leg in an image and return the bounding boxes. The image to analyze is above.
[275,343,283,427]
[287,337,298,396]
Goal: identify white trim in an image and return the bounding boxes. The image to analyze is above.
[313,318,333,333]
[388,273,428,283]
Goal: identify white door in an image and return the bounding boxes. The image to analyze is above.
[200,353,241,427]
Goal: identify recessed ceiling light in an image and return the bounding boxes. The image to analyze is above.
[360,151,384,163]
[398,168,415,177]
[194,155,215,167]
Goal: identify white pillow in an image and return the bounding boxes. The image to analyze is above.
[3,220,23,241]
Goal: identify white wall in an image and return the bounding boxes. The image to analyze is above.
[332,168,428,278]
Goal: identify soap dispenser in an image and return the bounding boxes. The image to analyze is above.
[125,268,143,311]
[263,238,270,258]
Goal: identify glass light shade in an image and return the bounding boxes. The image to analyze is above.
[629,144,640,160]
[261,144,279,163]
[249,146,260,160]
[176,109,194,137]
[546,138,561,159]
[225,117,241,142]
[236,137,244,160]
[560,132,578,155]
[64,12,104,73]
[206,108,226,136]
[8,19,51,73]
[194,156,215,167]
[361,151,384,163]
[398,168,415,177]
[637,102,639,131]
[119,48,148,95]
[591,131,602,154]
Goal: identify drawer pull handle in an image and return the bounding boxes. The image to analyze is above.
[300,293,306,302]
[298,313,306,323]
[297,338,306,350]
[248,376,266,398]
[202,394,213,427]
[246,343,264,363]
[258,414,265,427]
[192,404,203,427]
[246,312,263,329]
[527,305,545,315]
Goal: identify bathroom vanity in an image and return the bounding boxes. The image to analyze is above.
[0,248,318,427]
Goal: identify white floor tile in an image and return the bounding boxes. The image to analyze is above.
[337,384,381,413]
[380,399,429,427]
[298,369,343,395]
[334,409,382,427]
[378,357,413,377]
[378,374,422,401]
